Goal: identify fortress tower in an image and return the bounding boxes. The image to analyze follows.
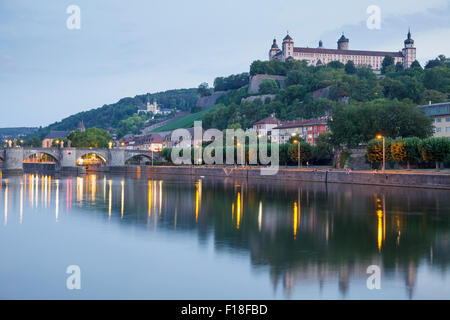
[402,29,416,68]
[337,33,349,50]
[282,33,294,60]
[269,39,281,59]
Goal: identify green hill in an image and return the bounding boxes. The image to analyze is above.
[151,106,219,132]
[32,89,199,139]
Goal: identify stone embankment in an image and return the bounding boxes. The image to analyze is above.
[112,166,450,190]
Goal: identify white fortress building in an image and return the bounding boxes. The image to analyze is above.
[269,30,416,71]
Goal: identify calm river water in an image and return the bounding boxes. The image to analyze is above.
[0,171,449,299]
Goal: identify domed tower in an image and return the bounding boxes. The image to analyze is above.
[402,29,416,68]
[282,32,294,60]
[337,33,349,50]
[269,38,281,60]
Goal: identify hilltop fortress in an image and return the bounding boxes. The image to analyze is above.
[269,30,416,72]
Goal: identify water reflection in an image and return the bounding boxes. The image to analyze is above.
[1,172,450,299]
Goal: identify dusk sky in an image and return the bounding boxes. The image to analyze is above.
[1,0,449,127]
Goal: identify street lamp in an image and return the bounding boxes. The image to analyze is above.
[291,133,302,169]
[376,134,385,173]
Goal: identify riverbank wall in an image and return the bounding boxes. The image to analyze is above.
[111,166,450,190]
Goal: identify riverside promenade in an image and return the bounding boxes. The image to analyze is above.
[116,166,450,190]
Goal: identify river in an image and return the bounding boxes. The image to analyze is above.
[0,172,449,299]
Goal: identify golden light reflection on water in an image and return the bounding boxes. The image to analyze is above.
[120,180,124,219]
[90,175,97,203]
[44,175,47,208]
[258,201,262,232]
[103,177,106,203]
[55,179,59,222]
[148,180,152,218]
[376,196,386,252]
[76,177,83,203]
[195,179,201,223]
[0,173,404,257]
[159,180,163,216]
[293,201,298,240]
[236,191,241,230]
[108,180,112,219]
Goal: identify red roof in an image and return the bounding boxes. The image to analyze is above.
[254,115,281,125]
[274,119,327,129]
[130,133,164,145]
[293,47,403,58]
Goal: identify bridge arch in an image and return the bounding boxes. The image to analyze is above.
[23,151,59,165]
[124,151,156,165]
[76,150,109,165]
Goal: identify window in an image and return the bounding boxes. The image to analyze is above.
[446,117,450,122]
[446,127,450,133]
[436,128,442,133]
[436,118,442,123]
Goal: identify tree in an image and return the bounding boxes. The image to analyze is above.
[425,55,448,69]
[312,132,333,165]
[381,55,395,74]
[345,61,357,74]
[410,60,422,69]
[288,141,312,164]
[403,137,422,169]
[198,83,211,97]
[259,79,279,94]
[284,84,306,104]
[327,61,345,69]
[24,136,41,147]
[423,67,450,93]
[390,139,407,163]
[419,137,450,171]
[395,62,404,72]
[422,89,448,104]
[367,138,392,164]
[214,73,249,91]
[67,128,112,148]
[329,99,433,147]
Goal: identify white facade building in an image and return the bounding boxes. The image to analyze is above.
[269,30,416,71]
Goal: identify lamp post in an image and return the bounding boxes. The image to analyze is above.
[376,134,385,173]
[291,133,302,169]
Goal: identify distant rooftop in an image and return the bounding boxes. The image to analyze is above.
[418,102,450,117]
[274,119,328,129]
[253,115,280,125]
[44,130,70,139]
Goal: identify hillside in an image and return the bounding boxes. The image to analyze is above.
[151,106,219,132]
[201,56,450,134]
[24,54,449,145]
[32,88,199,139]
[0,127,38,139]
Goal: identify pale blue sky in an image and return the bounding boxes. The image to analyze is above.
[1,0,449,127]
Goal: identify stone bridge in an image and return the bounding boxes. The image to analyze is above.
[0,147,159,173]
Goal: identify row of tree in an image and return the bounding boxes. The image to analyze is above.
[160,136,332,166]
[367,137,450,170]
